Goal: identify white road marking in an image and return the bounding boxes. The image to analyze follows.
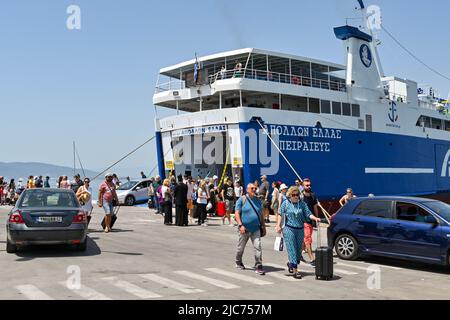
[336,263,371,271]
[300,263,359,275]
[102,277,162,299]
[174,270,240,289]
[333,268,358,275]
[139,274,203,294]
[58,282,112,300]
[263,263,298,281]
[349,261,402,270]
[204,268,273,285]
[265,272,299,282]
[15,285,54,300]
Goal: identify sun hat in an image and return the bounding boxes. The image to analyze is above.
[279,183,288,191]
[105,172,113,178]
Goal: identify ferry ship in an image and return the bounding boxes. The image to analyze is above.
[152,1,450,207]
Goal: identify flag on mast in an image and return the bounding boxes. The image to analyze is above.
[193,52,200,84]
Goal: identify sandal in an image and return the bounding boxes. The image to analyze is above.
[287,262,293,274]
[293,272,302,279]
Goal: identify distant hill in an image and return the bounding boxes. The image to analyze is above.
[0,162,99,181]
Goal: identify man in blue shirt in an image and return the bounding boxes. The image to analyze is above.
[234,183,266,275]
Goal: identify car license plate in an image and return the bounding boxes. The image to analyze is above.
[37,216,63,223]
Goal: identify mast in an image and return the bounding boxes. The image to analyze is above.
[73,141,76,176]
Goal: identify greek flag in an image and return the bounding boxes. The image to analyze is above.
[193,61,199,84]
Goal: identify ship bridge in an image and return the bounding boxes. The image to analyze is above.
[153,48,347,113]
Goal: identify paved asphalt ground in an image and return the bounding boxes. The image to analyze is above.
[0,205,449,300]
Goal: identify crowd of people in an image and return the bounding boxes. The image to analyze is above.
[1,170,360,277]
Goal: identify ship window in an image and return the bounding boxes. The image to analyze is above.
[352,104,360,117]
[358,119,365,130]
[291,60,311,80]
[309,98,320,114]
[298,97,308,112]
[332,102,342,115]
[321,100,331,114]
[342,103,351,116]
[311,63,329,89]
[416,116,431,128]
[431,118,443,130]
[446,121,450,131]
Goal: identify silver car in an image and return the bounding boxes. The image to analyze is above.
[6,188,88,253]
[116,179,151,206]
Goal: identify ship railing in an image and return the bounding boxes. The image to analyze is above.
[155,80,186,93]
[209,68,346,92]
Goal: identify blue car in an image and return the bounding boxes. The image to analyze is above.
[328,196,450,266]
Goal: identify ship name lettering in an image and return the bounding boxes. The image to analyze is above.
[270,125,309,137]
[312,128,341,139]
[279,140,330,153]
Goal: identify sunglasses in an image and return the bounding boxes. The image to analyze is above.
[250,188,257,191]
[291,193,300,197]
[84,181,90,184]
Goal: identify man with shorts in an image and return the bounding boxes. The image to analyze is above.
[98,173,119,233]
[221,178,235,225]
[301,178,319,266]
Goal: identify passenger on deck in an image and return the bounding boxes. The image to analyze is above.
[220,65,226,80]
[233,61,243,78]
[339,188,356,207]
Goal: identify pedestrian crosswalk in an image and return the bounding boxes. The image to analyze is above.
[13,260,405,300]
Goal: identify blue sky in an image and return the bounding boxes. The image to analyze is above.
[1,0,449,176]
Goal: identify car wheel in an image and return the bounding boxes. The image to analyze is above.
[125,196,135,206]
[6,239,17,254]
[335,234,359,260]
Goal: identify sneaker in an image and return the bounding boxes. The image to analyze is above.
[293,272,303,279]
[310,260,316,268]
[235,263,246,270]
[299,256,307,263]
[255,268,266,275]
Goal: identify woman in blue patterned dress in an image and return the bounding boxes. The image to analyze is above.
[276,186,321,279]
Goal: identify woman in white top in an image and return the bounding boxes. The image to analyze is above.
[76,178,94,223]
[234,181,243,198]
[197,180,208,226]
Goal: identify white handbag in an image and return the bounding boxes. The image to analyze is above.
[274,236,284,251]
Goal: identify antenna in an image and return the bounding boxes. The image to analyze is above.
[357,0,365,9]
[73,141,76,176]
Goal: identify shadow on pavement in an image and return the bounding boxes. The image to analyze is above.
[356,256,450,275]
[101,251,143,256]
[88,229,134,233]
[13,236,101,261]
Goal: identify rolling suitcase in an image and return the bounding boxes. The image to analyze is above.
[101,206,120,230]
[315,224,333,281]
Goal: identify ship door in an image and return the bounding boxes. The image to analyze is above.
[434,144,450,191]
